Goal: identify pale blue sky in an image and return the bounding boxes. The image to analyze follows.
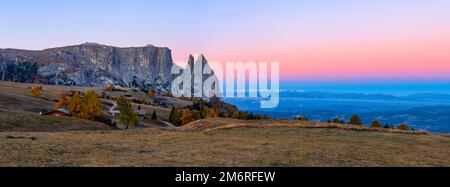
[1,0,283,52]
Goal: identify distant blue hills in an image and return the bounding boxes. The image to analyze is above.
[225,91,450,133]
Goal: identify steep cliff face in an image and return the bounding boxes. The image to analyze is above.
[0,43,178,90]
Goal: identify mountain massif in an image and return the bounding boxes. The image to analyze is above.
[0,43,214,91]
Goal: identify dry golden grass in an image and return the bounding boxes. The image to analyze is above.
[0,127,449,167]
[0,84,54,112]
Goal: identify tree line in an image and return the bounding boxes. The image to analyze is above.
[295,114,411,131]
[168,96,271,126]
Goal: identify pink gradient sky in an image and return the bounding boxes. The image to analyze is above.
[169,1,450,82]
[1,0,450,82]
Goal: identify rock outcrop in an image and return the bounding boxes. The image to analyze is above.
[0,43,181,91]
[185,54,220,98]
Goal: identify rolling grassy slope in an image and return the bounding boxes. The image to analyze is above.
[0,81,178,120]
[0,83,55,113]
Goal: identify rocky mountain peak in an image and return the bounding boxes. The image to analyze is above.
[186,54,211,71]
[184,53,219,98]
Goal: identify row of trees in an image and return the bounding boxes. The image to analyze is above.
[369,119,410,130]
[325,115,410,130]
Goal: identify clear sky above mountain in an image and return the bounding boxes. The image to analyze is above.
[1,0,449,83]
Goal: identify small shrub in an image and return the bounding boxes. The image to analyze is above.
[54,92,69,109]
[397,123,410,131]
[349,115,362,125]
[295,116,308,121]
[29,86,42,97]
[104,85,115,92]
[162,92,173,97]
[230,111,239,119]
[147,89,156,97]
[203,107,218,119]
[151,111,157,120]
[370,119,382,128]
[332,118,340,123]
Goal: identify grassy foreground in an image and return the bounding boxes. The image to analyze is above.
[1,127,449,167]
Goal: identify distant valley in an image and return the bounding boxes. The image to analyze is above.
[226,91,450,133]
